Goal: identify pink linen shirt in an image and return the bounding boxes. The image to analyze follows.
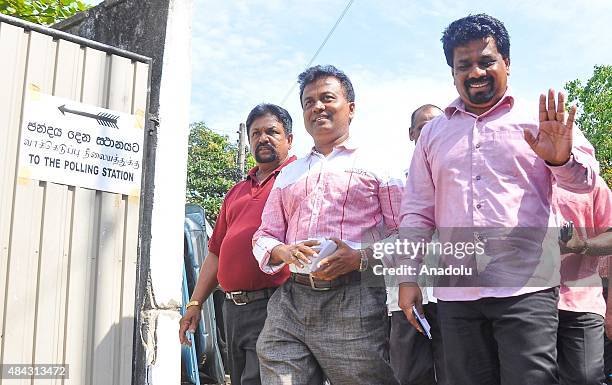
[253,137,405,274]
[556,175,612,317]
[396,91,599,301]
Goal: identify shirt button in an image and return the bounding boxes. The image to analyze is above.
[475,143,481,149]
[476,203,482,209]
[475,175,481,181]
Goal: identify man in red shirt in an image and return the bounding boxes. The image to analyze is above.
[179,103,295,385]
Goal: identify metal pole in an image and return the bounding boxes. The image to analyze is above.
[237,123,246,178]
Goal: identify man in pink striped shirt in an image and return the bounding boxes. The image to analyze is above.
[395,14,599,385]
[253,65,403,385]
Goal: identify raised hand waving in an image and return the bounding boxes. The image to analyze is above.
[524,89,577,166]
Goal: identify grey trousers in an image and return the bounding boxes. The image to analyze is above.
[223,296,270,385]
[256,279,399,385]
[557,309,605,385]
[437,287,560,385]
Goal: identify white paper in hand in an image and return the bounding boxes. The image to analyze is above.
[309,239,338,273]
[412,305,432,339]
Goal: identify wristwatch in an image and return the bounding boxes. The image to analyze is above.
[358,248,369,272]
[185,300,201,309]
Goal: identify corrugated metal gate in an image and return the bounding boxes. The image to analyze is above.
[0,14,150,385]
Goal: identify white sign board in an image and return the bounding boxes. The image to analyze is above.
[18,86,145,196]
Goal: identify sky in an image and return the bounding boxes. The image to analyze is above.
[90,0,612,158]
[190,0,611,157]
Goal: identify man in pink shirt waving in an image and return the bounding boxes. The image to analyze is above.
[395,14,599,385]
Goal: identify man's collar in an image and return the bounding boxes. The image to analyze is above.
[445,87,515,119]
[309,135,358,155]
[247,155,297,181]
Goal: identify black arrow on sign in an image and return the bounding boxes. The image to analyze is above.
[58,104,119,128]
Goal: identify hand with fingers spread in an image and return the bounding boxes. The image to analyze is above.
[310,237,360,281]
[524,89,577,166]
[399,282,425,334]
[269,240,320,268]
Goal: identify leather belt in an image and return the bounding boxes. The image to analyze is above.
[225,287,276,306]
[290,271,361,291]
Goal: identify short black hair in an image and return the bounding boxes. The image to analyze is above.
[441,14,510,67]
[298,65,355,105]
[410,104,443,128]
[245,103,292,136]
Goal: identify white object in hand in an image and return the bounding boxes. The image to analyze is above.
[309,239,338,273]
[412,305,432,339]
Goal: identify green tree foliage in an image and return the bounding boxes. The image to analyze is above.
[565,65,612,187]
[186,122,254,224]
[0,0,89,25]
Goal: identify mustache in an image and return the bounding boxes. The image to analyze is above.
[465,76,493,87]
[256,143,276,152]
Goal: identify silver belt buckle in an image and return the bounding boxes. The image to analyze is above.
[308,274,331,291]
[229,291,248,305]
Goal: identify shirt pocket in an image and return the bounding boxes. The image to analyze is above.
[488,129,536,177]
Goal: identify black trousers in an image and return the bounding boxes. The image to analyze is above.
[389,303,448,385]
[222,296,270,385]
[557,309,605,385]
[437,288,560,385]
[601,278,612,382]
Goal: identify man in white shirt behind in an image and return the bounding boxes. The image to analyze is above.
[387,105,448,385]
